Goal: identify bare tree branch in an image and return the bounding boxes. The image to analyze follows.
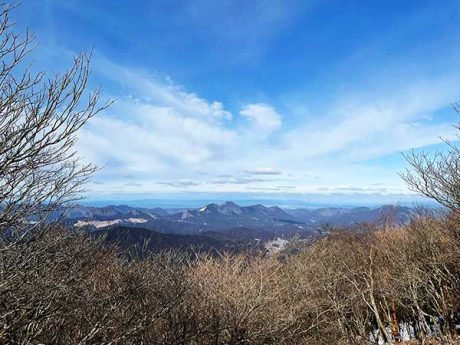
[0,4,111,234]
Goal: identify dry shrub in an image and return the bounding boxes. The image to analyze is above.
[283,231,375,344]
[188,253,303,344]
[1,213,460,345]
[0,227,192,344]
[380,214,460,343]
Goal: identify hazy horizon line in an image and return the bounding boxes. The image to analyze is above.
[80,196,436,210]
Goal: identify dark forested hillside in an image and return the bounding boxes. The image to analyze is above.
[94,226,242,256]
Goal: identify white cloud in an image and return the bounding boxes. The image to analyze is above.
[240,103,282,135]
[245,167,282,175]
[278,78,460,164]
[77,57,460,198]
[95,56,232,122]
[79,99,237,174]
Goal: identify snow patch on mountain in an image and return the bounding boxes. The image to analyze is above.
[75,218,148,228]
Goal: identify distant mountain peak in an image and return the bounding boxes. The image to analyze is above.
[199,203,219,213]
[221,201,239,207]
[198,202,243,215]
[218,201,243,215]
[181,210,195,220]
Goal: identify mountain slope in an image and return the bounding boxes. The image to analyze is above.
[64,202,413,239]
[94,226,238,255]
[286,205,412,226]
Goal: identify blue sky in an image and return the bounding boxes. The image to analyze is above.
[13,0,460,205]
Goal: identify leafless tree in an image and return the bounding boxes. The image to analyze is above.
[400,105,460,213]
[0,3,109,234]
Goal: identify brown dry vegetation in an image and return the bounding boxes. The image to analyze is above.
[1,213,460,344]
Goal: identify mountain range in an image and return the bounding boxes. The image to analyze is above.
[55,202,414,253]
[60,202,411,234]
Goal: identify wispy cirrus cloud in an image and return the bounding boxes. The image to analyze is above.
[157,180,201,188]
[77,55,460,199]
[245,167,282,175]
